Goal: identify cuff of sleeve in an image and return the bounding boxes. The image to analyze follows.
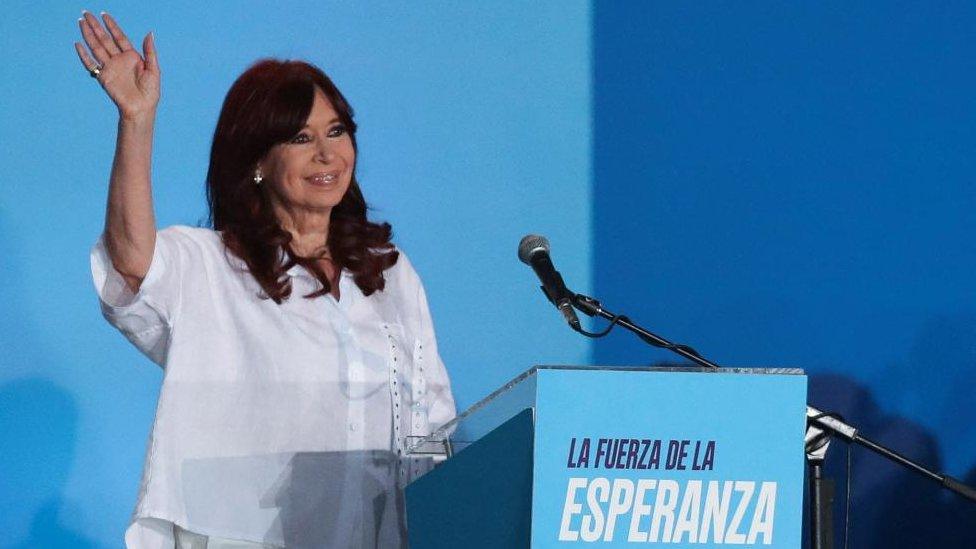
[90,234,168,311]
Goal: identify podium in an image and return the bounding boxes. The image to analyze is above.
[405,366,807,548]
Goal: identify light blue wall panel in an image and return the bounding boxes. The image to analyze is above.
[0,1,591,545]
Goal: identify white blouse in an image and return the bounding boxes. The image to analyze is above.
[91,226,456,549]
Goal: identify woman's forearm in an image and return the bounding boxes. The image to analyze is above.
[104,111,158,291]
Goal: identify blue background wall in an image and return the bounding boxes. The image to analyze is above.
[593,3,976,546]
[1,2,590,546]
[2,1,975,547]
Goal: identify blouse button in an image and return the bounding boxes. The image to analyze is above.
[348,423,356,432]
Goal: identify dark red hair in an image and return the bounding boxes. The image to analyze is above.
[206,59,398,303]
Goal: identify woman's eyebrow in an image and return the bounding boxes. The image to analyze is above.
[303,118,340,128]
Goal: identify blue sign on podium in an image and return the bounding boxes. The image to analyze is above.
[406,366,807,548]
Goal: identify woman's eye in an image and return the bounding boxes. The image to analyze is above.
[290,133,311,144]
[327,124,347,138]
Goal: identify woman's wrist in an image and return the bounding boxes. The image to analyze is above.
[119,107,157,127]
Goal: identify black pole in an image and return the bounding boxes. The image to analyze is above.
[820,422,976,504]
[810,461,823,549]
[572,294,720,370]
[809,461,833,549]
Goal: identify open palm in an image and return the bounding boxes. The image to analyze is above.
[74,11,160,119]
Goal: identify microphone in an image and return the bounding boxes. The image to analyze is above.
[518,235,581,330]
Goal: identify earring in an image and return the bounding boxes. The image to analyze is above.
[254,170,263,185]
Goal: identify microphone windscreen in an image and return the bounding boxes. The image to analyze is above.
[518,234,550,264]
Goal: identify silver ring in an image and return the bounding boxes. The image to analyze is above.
[88,64,101,78]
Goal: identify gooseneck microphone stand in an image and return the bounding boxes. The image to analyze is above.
[566,291,976,548]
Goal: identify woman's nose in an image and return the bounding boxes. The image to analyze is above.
[315,140,336,163]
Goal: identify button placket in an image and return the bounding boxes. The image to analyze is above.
[384,324,403,459]
[411,340,430,436]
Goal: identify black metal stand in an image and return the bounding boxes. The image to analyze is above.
[810,461,826,549]
[567,291,976,545]
[571,294,720,368]
[806,412,836,549]
[805,406,976,503]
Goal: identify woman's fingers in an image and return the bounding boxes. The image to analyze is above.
[78,16,110,64]
[73,41,99,73]
[101,12,134,52]
[82,11,121,56]
[142,32,159,74]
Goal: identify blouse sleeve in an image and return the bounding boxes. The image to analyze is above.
[393,250,457,431]
[414,277,457,431]
[90,227,189,366]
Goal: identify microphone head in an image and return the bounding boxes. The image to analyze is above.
[518,234,550,265]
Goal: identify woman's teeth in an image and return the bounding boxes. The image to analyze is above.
[309,173,338,185]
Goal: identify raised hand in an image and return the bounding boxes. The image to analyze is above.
[74,11,160,120]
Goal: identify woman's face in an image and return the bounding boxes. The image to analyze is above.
[260,87,355,216]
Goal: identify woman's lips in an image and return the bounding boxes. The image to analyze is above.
[307,172,339,186]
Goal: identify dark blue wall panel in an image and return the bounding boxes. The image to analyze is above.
[593,4,976,545]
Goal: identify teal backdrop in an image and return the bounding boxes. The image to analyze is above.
[2,1,975,547]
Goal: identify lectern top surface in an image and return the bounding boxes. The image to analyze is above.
[533,365,804,374]
[406,365,804,457]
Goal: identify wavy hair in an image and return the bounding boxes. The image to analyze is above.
[206,59,398,303]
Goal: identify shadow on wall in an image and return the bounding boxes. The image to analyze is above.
[0,378,106,549]
[885,312,976,475]
[807,373,976,549]
[0,210,105,547]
